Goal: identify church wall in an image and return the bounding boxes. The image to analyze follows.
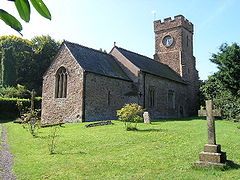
[84,72,136,121]
[143,73,189,119]
[41,45,84,125]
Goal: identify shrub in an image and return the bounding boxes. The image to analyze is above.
[0,84,30,98]
[117,103,143,131]
[213,91,240,120]
[0,97,41,118]
[48,125,60,154]
[21,109,41,137]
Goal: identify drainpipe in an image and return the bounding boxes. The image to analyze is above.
[82,71,86,122]
[143,72,146,109]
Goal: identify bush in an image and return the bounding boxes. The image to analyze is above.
[117,103,143,131]
[0,84,30,98]
[48,125,61,155]
[213,91,240,120]
[21,109,41,137]
[0,97,41,118]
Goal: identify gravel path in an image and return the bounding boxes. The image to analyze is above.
[0,124,16,180]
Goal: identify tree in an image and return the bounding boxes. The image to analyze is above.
[0,35,60,94]
[210,43,240,96]
[0,35,34,87]
[201,43,240,120]
[31,35,60,93]
[0,0,51,34]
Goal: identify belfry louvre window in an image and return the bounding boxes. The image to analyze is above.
[168,90,175,109]
[55,67,68,98]
[148,86,155,107]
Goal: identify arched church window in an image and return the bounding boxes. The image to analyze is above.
[55,67,68,98]
[148,86,155,107]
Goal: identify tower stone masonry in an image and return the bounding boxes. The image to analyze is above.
[154,15,199,115]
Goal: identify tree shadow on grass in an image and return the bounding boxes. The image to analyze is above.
[151,116,205,123]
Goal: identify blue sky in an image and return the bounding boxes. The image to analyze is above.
[0,0,239,80]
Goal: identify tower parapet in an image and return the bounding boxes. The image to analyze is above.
[154,15,193,33]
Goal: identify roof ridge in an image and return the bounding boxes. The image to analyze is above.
[116,46,185,84]
[116,46,172,68]
[64,40,111,57]
[116,46,182,75]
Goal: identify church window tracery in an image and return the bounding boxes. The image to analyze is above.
[148,86,155,107]
[55,67,68,98]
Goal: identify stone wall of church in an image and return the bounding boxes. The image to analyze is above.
[84,72,136,121]
[41,45,84,125]
[143,73,189,119]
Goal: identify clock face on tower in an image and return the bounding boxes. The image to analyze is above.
[162,35,174,47]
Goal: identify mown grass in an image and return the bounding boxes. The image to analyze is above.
[3,118,240,179]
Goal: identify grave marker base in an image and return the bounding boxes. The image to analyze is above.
[195,144,227,167]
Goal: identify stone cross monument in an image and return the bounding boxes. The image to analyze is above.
[195,100,227,167]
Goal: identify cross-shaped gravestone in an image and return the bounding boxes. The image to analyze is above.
[195,100,227,167]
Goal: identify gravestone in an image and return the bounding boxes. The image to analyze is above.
[143,112,151,124]
[85,120,113,128]
[195,100,227,167]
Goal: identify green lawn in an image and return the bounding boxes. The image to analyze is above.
[3,118,240,179]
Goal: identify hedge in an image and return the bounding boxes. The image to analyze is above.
[0,97,41,118]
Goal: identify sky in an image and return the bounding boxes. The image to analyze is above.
[0,0,239,80]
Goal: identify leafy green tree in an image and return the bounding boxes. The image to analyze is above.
[210,43,240,96]
[31,35,60,93]
[0,0,51,34]
[1,47,17,86]
[0,35,59,94]
[201,43,240,120]
[0,35,34,87]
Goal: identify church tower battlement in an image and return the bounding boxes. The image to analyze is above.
[154,15,199,115]
[154,15,193,34]
[153,15,196,82]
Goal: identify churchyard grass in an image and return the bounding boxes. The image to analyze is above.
[3,118,240,179]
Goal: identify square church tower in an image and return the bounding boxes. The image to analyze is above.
[154,15,199,114]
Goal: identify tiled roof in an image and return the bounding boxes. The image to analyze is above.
[116,47,186,84]
[64,41,131,81]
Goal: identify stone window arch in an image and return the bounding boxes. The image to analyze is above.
[55,67,68,98]
[148,86,155,107]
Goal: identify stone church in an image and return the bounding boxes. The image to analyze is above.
[41,15,199,124]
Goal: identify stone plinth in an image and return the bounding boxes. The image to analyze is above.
[195,144,227,167]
